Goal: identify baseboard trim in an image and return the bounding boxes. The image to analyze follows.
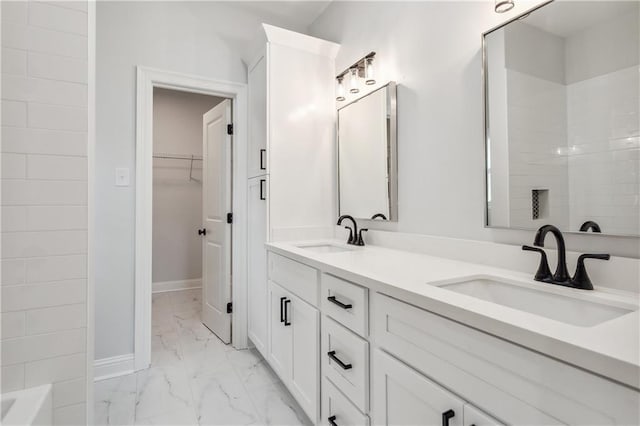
[94,354,135,381]
[152,278,202,293]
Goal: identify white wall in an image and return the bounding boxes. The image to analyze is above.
[1,1,89,423]
[95,2,311,361]
[152,89,223,286]
[309,1,640,258]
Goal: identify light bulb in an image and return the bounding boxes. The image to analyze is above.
[349,67,359,94]
[336,77,346,101]
[495,0,514,13]
[365,57,375,85]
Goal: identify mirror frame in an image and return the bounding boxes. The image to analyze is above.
[337,81,398,221]
[481,0,637,238]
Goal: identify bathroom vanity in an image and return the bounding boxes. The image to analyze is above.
[257,241,639,425]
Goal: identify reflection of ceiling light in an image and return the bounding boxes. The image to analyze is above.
[495,0,514,13]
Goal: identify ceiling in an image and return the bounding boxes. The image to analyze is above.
[524,1,638,38]
[227,1,333,30]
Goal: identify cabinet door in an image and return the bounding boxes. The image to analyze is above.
[247,177,268,357]
[289,292,320,423]
[373,350,464,426]
[463,404,503,426]
[248,51,267,178]
[268,281,292,381]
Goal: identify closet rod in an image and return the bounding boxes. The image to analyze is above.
[153,153,203,161]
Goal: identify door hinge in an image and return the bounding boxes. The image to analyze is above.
[226,302,233,314]
[226,212,233,224]
[227,124,233,135]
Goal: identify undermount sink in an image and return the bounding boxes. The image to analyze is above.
[296,243,354,254]
[436,276,636,327]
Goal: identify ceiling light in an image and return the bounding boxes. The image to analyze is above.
[495,0,514,13]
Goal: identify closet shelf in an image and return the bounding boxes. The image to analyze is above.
[153,153,203,182]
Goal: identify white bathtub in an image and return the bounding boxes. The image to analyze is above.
[1,384,52,425]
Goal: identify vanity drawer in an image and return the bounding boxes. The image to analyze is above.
[322,316,369,412]
[373,293,640,425]
[322,377,369,426]
[321,274,368,336]
[268,252,319,306]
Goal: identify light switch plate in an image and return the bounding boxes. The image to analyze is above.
[115,168,130,186]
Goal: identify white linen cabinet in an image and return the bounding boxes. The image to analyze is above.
[246,24,339,363]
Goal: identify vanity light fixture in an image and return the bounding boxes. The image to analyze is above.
[336,76,346,101]
[495,0,515,13]
[365,56,376,85]
[335,51,376,100]
[349,67,360,94]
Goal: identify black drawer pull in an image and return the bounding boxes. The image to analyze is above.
[327,351,352,370]
[259,179,266,200]
[284,299,291,326]
[280,297,286,323]
[442,409,455,426]
[327,296,352,310]
[328,415,338,426]
[260,149,266,170]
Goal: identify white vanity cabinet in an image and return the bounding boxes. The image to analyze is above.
[247,176,268,357]
[267,254,321,423]
[373,349,465,426]
[373,293,639,425]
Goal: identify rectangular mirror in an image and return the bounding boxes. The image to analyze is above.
[338,82,398,221]
[483,1,639,237]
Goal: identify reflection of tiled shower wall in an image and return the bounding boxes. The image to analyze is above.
[506,70,570,229]
[567,66,640,235]
[1,1,89,424]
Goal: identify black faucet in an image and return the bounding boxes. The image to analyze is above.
[337,215,358,245]
[523,224,610,290]
[533,224,570,283]
[579,221,602,233]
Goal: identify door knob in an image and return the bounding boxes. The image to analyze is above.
[198,228,207,236]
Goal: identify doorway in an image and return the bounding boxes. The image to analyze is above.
[135,67,249,371]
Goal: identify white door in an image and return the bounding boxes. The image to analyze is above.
[201,99,232,343]
[373,350,464,426]
[247,176,268,357]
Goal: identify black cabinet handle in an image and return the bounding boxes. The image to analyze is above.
[284,299,291,326]
[327,351,352,370]
[280,297,286,323]
[259,179,266,200]
[327,296,352,310]
[197,228,207,236]
[442,409,455,426]
[328,415,338,426]
[260,149,266,170]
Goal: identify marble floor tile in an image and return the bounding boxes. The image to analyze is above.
[135,364,194,420]
[227,348,281,390]
[190,369,260,425]
[247,382,312,426]
[95,288,307,426]
[94,375,137,426]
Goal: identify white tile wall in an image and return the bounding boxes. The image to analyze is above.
[506,70,570,229]
[1,1,89,424]
[567,66,640,235]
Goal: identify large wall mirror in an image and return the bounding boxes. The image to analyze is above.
[338,82,398,221]
[484,1,639,237]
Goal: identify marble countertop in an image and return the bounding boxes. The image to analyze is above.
[266,240,640,390]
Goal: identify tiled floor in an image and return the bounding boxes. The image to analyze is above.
[94,289,311,425]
